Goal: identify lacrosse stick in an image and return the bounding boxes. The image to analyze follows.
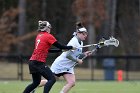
[79,36,119,60]
[77,36,119,49]
[70,36,119,68]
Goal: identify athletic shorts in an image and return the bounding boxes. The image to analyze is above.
[54,72,72,77]
[28,60,47,74]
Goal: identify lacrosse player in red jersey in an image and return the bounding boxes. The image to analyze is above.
[23,20,76,93]
[31,22,92,93]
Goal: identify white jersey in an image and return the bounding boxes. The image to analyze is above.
[51,36,83,74]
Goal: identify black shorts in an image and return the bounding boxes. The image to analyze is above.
[28,60,47,74]
[54,72,72,77]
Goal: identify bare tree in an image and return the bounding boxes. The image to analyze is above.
[0,7,37,54]
[18,0,26,54]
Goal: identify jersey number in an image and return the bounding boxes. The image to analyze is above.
[36,39,40,49]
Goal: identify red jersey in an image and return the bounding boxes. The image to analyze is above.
[30,32,57,62]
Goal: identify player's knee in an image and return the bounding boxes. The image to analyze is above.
[32,81,40,87]
[68,81,75,87]
[52,79,56,84]
[49,76,56,84]
[42,80,48,83]
[52,76,56,83]
[39,80,48,87]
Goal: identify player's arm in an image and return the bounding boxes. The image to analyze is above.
[66,50,83,64]
[77,53,86,59]
[48,48,62,53]
[52,41,75,50]
[82,51,93,57]
[66,51,78,62]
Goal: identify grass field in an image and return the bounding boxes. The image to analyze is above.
[0,80,140,93]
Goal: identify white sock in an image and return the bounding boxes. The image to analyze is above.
[60,91,64,93]
[60,87,64,93]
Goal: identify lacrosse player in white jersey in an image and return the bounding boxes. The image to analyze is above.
[31,22,92,93]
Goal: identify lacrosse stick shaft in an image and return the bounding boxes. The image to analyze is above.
[71,47,98,68]
[81,47,98,60]
[77,44,98,48]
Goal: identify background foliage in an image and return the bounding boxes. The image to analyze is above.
[0,0,140,69]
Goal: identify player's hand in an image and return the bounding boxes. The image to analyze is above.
[77,59,83,64]
[72,47,77,50]
[84,51,92,56]
[62,49,67,52]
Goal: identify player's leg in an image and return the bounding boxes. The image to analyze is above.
[23,73,41,93]
[39,79,48,87]
[30,76,59,93]
[30,80,48,93]
[60,74,76,93]
[40,66,56,93]
[39,76,59,87]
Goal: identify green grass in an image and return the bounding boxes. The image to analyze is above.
[0,81,140,93]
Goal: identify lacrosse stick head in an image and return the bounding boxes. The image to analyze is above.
[97,38,106,48]
[103,36,119,47]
